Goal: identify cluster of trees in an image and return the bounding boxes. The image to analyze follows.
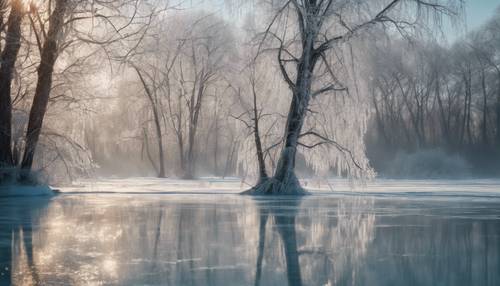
[85,11,243,180]
[1,0,472,191]
[367,8,500,176]
[0,0,160,183]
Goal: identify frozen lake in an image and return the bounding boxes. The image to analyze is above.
[1,178,500,285]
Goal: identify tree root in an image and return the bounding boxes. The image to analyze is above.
[242,176,309,196]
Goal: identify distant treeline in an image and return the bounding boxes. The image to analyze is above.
[366,10,500,177]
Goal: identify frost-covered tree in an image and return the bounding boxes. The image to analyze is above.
[244,0,462,195]
[122,11,237,179]
[132,65,167,178]
[232,46,287,183]
[0,0,161,185]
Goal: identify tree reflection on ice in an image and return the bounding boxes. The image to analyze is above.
[0,193,499,285]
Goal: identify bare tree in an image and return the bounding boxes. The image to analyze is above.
[21,0,69,170]
[232,74,270,182]
[0,0,23,167]
[163,13,235,179]
[246,0,461,194]
[14,0,159,176]
[133,65,166,177]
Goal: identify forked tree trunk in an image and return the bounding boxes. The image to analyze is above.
[247,34,316,195]
[0,1,23,167]
[21,0,68,170]
[183,82,204,179]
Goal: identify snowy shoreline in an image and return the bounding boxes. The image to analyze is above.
[48,177,500,199]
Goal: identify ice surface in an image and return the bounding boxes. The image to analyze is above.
[1,178,499,285]
[0,184,55,197]
[63,177,500,199]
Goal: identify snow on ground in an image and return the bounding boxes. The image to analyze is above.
[63,177,246,194]
[59,177,500,199]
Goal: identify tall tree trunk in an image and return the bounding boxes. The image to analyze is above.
[466,76,473,145]
[251,82,268,182]
[184,82,204,179]
[134,67,166,178]
[176,96,185,175]
[213,104,219,176]
[273,41,316,188]
[246,14,318,195]
[459,71,470,148]
[253,43,315,194]
[178,135,185,174]
[272,87,308,188]
[435,76,451,146]
[143,128,159,175]
[0,0,23,167]
[185,132,195,179]
[21,0,68,170]
[223,136,237,178]
[152,111,166,178]
[372,93,390,145]
[481,68,488,146]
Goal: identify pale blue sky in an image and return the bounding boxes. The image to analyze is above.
[182,0,500,43]
[440,0,500,43]
[466,0,500,30]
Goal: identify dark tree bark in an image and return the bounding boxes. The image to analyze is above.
[245,0,452,195]
[135,67,166,178]
[250,79,269,182]
[184,79,205,179]
[143,128,160,175]
[271,52,316,191]
[481,68,488,146]
[212,101,220,176]
[435,74,451,146]
[0,0,23,167]
[247,6,318,194]
[21,0,68,170]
